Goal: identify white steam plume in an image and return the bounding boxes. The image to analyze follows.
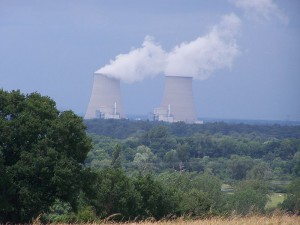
[96,36,166,83]
[230,0,289,24]
[96,13,241,81]
[165,13,241,79]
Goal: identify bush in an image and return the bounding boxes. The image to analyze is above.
[134,174,180,219]
[280,179,300,214]
[224,180,269,215]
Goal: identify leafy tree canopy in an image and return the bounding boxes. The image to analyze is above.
[0,89,92,222]
[281,179,300,214]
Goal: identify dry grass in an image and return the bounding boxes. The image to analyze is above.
[106,215,299,225]
[34,214,300,225]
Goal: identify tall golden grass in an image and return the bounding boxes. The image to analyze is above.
[33,213,299,225]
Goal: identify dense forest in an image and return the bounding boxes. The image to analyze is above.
[1,90,299,223]
[82,119,300,220]
[85,119,299,183]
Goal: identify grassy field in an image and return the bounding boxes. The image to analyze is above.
[34,214,299,225]
[221,184,286,210]
[266,193,286,209]
[120,216,298,225]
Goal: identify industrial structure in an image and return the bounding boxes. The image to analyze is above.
[84,73,124,119]
[153,76,199,124]
[85,73,201,124]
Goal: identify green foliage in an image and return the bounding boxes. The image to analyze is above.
[134,174,179,219]
[247,160,272,180]
[89,168,141,220]
[111,144,122,169]
[280,179,300,214]
[81,119,299,219]
[133,145,157,173]
[42,199,97,223]
[191,172,223,210]
[292,151,300,177]
[1,90,299,222]
[85,119,299,183]
[227,190,267,215]
[85,135,120,168]
[76,205,97,222]
[227,155,254,180]
[225,180,269,215]
[164,149,179,168]
[42,200,76,223]
[139,125,177,158]
[84,119,300,140]
[181,189,212,217]
[0,90,91,223]
[157,172,223,215]
[176,143,190,162]
[79,169,180,220]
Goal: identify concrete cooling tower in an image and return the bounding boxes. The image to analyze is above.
[154,76,197,123]
[85,73,124,119]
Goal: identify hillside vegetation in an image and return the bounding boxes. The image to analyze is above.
[84,119,299,184]
[1,90,299,223]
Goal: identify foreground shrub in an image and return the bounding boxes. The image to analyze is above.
[280,179,300,214]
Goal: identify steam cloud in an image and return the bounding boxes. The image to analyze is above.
[96,13,241,82]
[230,0,289,24]
[165,13,240,79]
[96,36,166,83]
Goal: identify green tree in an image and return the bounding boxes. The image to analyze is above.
[164,149,178,168]
[225,180,269,215]
[0,90,91,222]
[247,161,272,180]
[181,189,212,217]
[111,144,122,169]
[227,155,254,180]
[140,126,176,158]
[292,151,300,177]
[157,172,223,215]
[134,174,179,219]
[176,143,190,162]
[191,172,223,212]
[89,168,141,220]
[133,145,156,173]
[281,179,300,214]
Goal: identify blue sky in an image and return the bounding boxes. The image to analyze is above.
[1,0,299,121]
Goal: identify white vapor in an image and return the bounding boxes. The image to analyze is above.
[165,13,241,79]
[230,0,289,24]
[96,13,241,82]
[96,36,166,83]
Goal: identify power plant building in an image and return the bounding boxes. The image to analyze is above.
[85,73,124,119]
[154,76,198,123]
[85,73,201,124]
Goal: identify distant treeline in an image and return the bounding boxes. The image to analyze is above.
[85,120,300,184]
[84,119,300,139]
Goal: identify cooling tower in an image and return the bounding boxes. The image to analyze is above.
[154,76,197,123]
[85,73,124,119]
